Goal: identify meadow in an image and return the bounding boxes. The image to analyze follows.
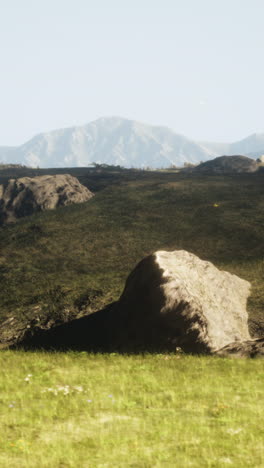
[0,167,263,467]
[0,351,263,468]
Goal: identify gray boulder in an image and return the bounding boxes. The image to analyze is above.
[0,174,94,223]
[111,250,251,353]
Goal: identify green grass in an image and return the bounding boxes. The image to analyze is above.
[0,351,263,468]
[0,169,264,466]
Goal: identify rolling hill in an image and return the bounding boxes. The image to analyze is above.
[193,155,260,174]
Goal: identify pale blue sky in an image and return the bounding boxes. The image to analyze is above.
[1,0,264,145]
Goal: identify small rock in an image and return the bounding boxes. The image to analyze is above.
[215,337,264,358]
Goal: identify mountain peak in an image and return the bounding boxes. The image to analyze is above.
[1,118,264,168]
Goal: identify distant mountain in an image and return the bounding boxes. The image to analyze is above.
[0,117,264,168]
[198,141,230,156]
[202,134,264,161]
[229,133,264,156]
[0,117,214,168]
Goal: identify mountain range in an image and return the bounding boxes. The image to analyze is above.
[1,117,264,168]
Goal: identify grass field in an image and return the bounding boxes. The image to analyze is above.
[0,168,264,466]
[0,169,263,334]
[0,351,263,468]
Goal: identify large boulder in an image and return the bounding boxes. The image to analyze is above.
[109,250,251,353]
[12,250,252,354]
[0,174,93,223]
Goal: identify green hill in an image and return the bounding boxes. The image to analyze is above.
[0,167,263,336]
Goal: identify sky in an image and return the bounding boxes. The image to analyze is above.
[0,0,264,145]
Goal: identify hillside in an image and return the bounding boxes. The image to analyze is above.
[194,155,259,174]
[0,167,263,338]
[230,133,264,155]
[1,117,264,169]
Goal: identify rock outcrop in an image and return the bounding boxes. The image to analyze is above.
[15,250,252,354]
[0,174,93,223]
[194,155,259,174]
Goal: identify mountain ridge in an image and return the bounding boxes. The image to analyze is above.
[0,117,264,168]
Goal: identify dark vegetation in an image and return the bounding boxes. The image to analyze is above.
[193,155,259,174]
[0,166,264,343]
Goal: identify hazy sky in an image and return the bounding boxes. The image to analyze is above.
[1,0,264,145]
